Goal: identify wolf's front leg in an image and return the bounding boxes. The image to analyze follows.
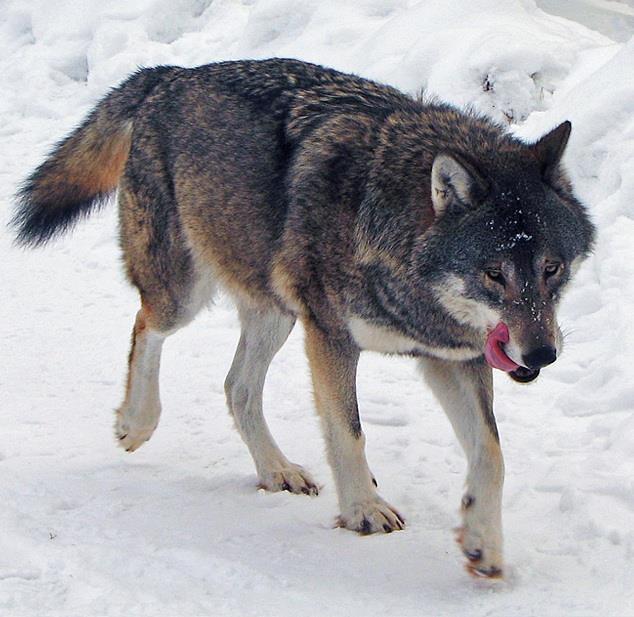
[420,356,504,577]
[304,321,404,534]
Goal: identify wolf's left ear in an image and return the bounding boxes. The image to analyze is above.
[532,121,571,181]
[431,152,489,217]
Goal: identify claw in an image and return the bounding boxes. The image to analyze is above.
[465,549,482,562]
[359,518,373,535]
[466,563,503,579]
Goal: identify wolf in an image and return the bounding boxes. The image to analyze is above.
[13,58,594,578]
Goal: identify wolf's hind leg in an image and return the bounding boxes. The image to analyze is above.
[225,303,319,495]
[115,272,214,452]
[420,356,504,578]
[115,306,166,452]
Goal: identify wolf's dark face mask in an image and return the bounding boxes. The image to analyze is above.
[423,122,594,382]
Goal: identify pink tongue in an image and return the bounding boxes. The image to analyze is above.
[485,323,520,372]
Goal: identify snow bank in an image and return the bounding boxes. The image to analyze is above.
[1,1,633,616]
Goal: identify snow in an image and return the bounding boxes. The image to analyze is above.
[1,0,633,615]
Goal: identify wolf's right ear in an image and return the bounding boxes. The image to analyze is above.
[431,153,489,217]
[531,121,571,182]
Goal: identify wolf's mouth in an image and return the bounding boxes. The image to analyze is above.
[508,366,540,383]
[484,323,540,383]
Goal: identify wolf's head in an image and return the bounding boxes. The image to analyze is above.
[423,121,594,382]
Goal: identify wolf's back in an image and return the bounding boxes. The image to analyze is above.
[12,66,179,247]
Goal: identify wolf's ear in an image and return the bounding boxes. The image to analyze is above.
[532,121,571,181]
[431,153,489,217]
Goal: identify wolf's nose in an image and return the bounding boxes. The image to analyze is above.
[522,345,557,370]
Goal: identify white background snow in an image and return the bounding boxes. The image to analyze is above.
[1,0,633,615]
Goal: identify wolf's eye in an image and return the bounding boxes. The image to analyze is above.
[485,269,504,285]
[544,262,562,279]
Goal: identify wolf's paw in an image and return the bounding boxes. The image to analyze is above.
[258,464,320,496]
[115,416,157,453]
[455,525,504,579]
[337,498,405,534]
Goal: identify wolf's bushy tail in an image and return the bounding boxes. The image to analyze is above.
[12,66,179,247]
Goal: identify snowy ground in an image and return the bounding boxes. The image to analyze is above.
[1,1,634,615]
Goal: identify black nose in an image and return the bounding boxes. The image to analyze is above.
[522,346,557,370]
